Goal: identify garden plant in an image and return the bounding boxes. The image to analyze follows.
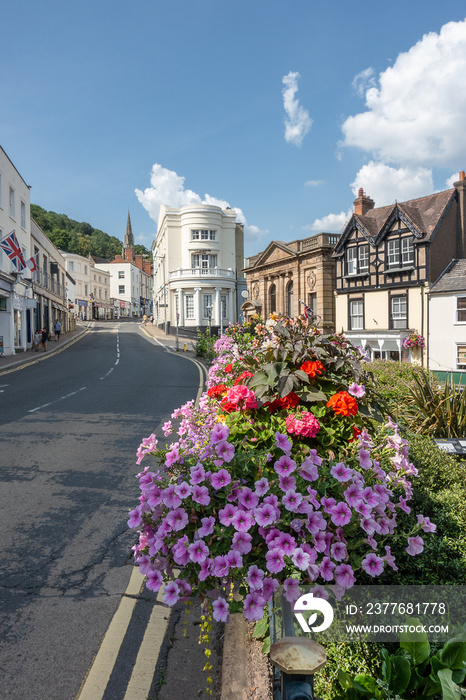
[127,315,458,698]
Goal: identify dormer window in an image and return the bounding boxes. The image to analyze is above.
[346,244,369,275]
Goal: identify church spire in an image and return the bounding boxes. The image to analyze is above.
[124,211,134,248]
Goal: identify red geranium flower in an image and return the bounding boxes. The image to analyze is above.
[234,371,254,385]
[207,384,228,399]
[300,360,325,378]
[224,363,233,373]
[264,392,301,413]
[349,426,362,442]
[326,391,358,417]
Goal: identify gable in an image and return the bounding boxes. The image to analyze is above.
[251,241,297,268]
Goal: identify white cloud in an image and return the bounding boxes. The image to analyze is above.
[282,71,312,147]
[342,19,466,167]
[308,209,352,233]
[135,163,267,244]
[350,162,434,206]
[305,179,323,187]
[352,67,376,97]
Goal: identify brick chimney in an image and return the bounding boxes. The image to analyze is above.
[454,170,466,257]
[353,188,375,216]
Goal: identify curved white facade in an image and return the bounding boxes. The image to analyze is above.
[153,204,244,331]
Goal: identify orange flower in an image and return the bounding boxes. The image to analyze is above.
[300,360,325,378]
[326,391,358,417]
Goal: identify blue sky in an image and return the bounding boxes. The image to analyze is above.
[3,1,466,256]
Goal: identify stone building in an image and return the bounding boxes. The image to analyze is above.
[242,232,340,330]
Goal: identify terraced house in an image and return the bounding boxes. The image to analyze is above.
[332,175,466,366]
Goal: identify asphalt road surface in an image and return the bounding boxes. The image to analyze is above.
[0,321,206,700]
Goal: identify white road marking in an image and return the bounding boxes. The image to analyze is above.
[100,331,120,379]
[28,387,87,413]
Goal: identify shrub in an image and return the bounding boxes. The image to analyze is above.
[400,370,466,438]
[193,328,216,363]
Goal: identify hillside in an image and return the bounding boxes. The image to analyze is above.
[31,204,150,260]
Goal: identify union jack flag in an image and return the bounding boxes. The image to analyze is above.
[0,231,27,271]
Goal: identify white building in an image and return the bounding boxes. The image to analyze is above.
[0,146,35,355]
[62,252,113,320]
[153,204,245,333]
[95,214,153,318]
[95,259,140,317]
[429,259,466,382]
[31,219,70,334]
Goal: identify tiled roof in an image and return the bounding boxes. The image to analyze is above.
[366,189,454,240]
[431,259,466,292]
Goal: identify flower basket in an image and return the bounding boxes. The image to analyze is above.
[402,333,425,349]
[129,317,435,625]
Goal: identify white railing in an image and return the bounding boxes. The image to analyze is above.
[169,267,236,280]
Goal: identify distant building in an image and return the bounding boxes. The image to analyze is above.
[333,175,466,364]
[98,213,153,317]
[152,204,245,333]
[243,233,340,330]
[62,252,94,321]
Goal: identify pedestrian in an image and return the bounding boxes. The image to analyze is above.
[150,314,154,324]
[34,329,41,352]
[142,313,147,325]
[41,328,49,352]
[54,319,62,341]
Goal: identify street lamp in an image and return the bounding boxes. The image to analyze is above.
[206,304,213,335]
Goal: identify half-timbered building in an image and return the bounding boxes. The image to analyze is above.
[333,173,466,365]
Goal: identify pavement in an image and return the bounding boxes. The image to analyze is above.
[1,318,253,699]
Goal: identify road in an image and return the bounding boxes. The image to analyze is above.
[0,321,206,700]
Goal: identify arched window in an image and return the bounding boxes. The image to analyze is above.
[287,280,294,317]
[269,284,276,314]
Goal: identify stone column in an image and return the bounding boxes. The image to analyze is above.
[177,288,184,326]
[228,288,234,323]
[194,287,202,326]
[215,287,222,327]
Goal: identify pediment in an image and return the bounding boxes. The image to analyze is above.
[250,241,297,268]
[375,204,424,245]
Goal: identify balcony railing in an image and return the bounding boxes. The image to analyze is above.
[169,267,236,280]
[34,268,66,300]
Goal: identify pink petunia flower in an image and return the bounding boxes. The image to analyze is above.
[190,464,206,485]
[254,477,270,496]
[274,454,297,477]
[192,484,211,506]
[330,462,353,482]
[246,565,265,591]
[210,423,230,444]
[282,490,303,513]
[334,563,356,589]
[163,484,182,509]
[255,503,278,527]
[231,510,255,532]
[231,531,252,555]
[417,515,436,533]
[212,597,230,623]
[358,449,372,470]
[163,581,180,606]
[174,481,192,499]
[216,440,235,463]
[166,507,189,531]
[292,547,311,571]
[319,556,336,581]
[188,540,209,564]
[406,535,424,556]
[384,546,398,571]
[265,548,286,574]
[330,502,352,527]
[348,383,365,398]
[262,577,280,601]
[198,516,215,537]
[218,503,237,526]
[283,578,301,603]
[210,469,232,490]
[146,570,163,592]
[275,432,292,452]
[238,487,259,510]
[243,591,266,622]
[361,552,384,577]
